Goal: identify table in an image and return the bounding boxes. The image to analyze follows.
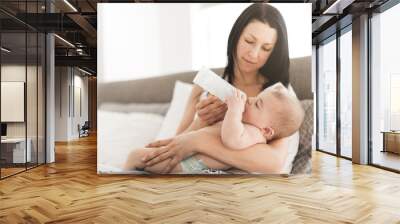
[381,131,400,154]
[1,138,32,163]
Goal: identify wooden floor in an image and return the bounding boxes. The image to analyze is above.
[372,150,400,171]
[1,135,400,223]
[1,163,45,178]
[1,167,26,178]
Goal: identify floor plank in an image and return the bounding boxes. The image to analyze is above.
[1,135,399,223]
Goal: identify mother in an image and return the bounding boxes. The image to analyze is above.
[126,3,296,174]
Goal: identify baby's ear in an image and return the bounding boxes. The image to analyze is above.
[261,127,275,140]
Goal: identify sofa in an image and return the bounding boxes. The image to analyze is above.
[98,56,313,174]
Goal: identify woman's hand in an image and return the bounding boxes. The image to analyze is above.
[142,132,199,172]
[196,94,227,125]
[145,138,173,148]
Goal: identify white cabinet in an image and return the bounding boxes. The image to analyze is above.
[1,138,32,163]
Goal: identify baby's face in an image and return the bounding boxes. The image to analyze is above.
[242,86,283,129]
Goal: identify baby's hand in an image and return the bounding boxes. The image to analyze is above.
[225,89,246,114]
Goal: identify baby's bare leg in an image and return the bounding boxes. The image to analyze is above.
[124,148,182,174]
[124,148,149,170]
[146,159,182,174]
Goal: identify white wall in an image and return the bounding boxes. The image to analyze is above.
[72,74,89,138]
[191,3,312,69]
[55,67,68,141]
[98,3,311,83]
[55,67,89,141]
[98,4,193,83]
[158,4,193,76]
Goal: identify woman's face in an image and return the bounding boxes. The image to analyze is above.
[235,20,278,74]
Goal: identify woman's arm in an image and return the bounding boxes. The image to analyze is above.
[195,131,289,173]
[175,86,228,135]
[144,127,289,174]
[175,85,203,135]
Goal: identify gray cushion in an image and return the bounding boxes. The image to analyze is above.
[99,103,171,116]
[98,71,196,105]
[289,57,312,100]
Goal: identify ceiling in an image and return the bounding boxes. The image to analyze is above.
[0,0,393,75]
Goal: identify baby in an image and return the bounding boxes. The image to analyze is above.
[221,83,304,150]
[124,83,304,174]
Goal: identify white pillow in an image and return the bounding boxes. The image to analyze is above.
[156,81,194,140]
[280,84,300,174]
[281,131,300,174]
[99,102,170,115]
[97,110,164,172]
[288,84,297,98]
